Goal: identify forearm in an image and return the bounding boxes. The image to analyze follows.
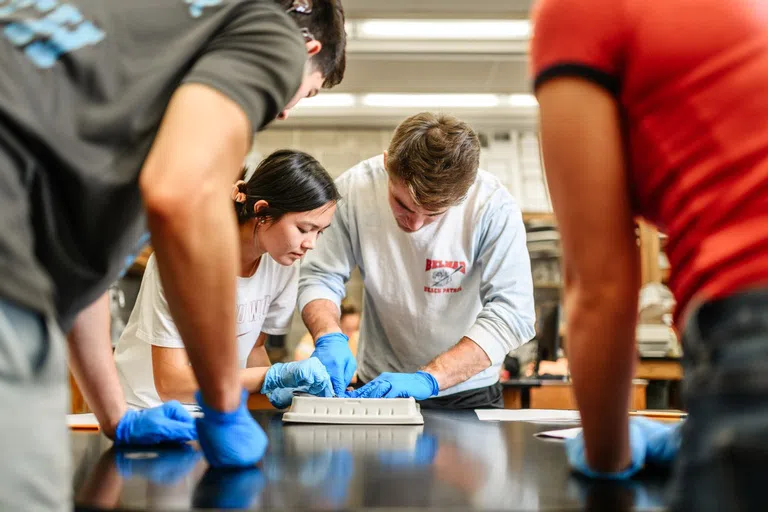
[67,293,126,439]
[155,363,270,402]
[147,197,241,412]
[301,299,342,339]
[421,337,491,390]
[566,282,638,472]
[242,366,270,394]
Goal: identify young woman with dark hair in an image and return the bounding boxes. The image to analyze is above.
[115,150,341,410]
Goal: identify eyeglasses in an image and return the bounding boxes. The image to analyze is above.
[286,0,315,42]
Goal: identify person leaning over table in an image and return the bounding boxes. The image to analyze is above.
[298,112,537,409]
[114,150,339,412]
[0,0,347,509]
[531,0,768,509]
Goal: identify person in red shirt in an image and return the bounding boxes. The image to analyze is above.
[531,0,768,509]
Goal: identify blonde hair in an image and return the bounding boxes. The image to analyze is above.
[387,112,480,210]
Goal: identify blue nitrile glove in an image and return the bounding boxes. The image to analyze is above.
[311,332,356,396]
[115,445,203,485]
[630,417,683,465]
[262,357,334,398]
[192,467,265,509]
[114,401,197,445]
[195,389,268,468]
[266,387,299,409]
[345,371,439,400]
[565,421,646,480]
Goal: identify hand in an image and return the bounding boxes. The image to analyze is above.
[565,418,682,480]
[566,421,646,480]
[630,417,683,466]
[265,387,298,409]
[195,389,268,468]
[114,401,197,446]
[345,371,439,400]
[114,445,203,485]
[311,332,356,396]
[262,357,334,398]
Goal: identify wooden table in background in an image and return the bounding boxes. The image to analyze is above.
[502,379,648,411]
[636,357,683,381]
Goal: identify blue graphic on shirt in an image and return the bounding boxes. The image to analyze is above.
[185,0,222,18]
[117,231,151,280]
[1,1,105,68]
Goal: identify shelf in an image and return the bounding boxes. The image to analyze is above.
[523,212,556,223]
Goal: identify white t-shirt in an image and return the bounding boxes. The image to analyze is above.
[114,253,298,409]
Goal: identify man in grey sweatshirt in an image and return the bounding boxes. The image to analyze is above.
[299,112,536,409]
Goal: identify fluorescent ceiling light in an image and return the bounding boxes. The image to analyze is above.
[355,20,530,40]
[363,94,501,108]
[507,94,539,108]
[296,93,356,108]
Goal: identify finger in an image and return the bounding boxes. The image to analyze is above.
[331,377,348,397]
[162,401,196,423]
[349,381,390,399]
[164,420,198,442]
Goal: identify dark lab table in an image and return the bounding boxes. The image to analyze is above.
[72,410,670,511]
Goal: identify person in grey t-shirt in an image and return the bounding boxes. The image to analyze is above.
[0,1,346,509]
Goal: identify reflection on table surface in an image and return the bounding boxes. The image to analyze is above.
[72,410,670,511]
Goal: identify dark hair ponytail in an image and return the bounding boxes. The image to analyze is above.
[233,149,341,224]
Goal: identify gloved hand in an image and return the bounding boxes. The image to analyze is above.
[565,418,683,480]
[265,387,298,410]
[114,401,197,446]
[195,389,268,468]
[115,445,203,485]
[345,371,439,400]
[630,417,683,465]
[262,357,334,398]
[311,332,356,396]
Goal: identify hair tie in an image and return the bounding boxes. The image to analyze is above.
[231,180,247,204]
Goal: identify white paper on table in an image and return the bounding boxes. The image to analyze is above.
[535,427,582,440]
[67,413,99,429]
[474,409,580,423]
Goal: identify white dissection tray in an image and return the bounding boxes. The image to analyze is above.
[282,396,424,425]
[284,424,424,453]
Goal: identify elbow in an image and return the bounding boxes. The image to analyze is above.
[153,371,183,403]
[140,170,214,228]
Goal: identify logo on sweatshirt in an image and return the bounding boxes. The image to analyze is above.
[424,259,466,294]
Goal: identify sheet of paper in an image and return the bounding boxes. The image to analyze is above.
[535,427,582,440]
[67,413,100,430]
[475,409,580,423]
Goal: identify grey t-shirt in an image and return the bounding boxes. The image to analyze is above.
[0,0,305,329]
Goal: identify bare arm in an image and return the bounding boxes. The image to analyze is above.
[537,77,640,472]
[153,343,271,402]
[301,299,342,339]
[140,83,250,412]
[243,333,271,393]
[421,337,491,390]
[67,293,126,439]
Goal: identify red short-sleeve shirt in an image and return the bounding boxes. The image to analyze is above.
[531,0,768,323]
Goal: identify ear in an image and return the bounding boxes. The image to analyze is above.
[383,151,388,169]
[306,40,322,58]
[253,199,269,215]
